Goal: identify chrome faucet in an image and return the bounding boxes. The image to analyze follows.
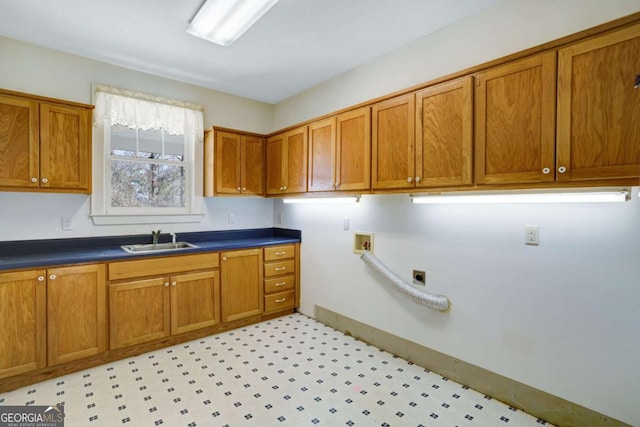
[151,229,162,245]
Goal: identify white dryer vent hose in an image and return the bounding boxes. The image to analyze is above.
[360,251,450,312]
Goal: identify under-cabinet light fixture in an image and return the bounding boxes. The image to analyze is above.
[187,0,279,46]
[410,189,631,204]
[283,196,361,204]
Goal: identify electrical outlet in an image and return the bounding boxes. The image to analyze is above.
[228,214,235,224]
[412,270,426,285]
[61,216,73,231]
[525,225,539,245]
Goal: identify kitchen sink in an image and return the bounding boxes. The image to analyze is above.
[121,242,199,254]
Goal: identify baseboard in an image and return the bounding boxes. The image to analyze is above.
[314,306,630,427]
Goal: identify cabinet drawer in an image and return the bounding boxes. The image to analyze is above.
[109,253,219,281]
[264,275,295,294]
[264,290,295,313]
[264,260,295,277]
[264,245,295,261]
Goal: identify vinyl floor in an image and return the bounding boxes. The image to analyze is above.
[0,313,554,426]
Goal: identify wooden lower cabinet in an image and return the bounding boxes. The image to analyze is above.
[220,249,264,322]
[109,277,170,350]
[47,264,107,366]
[0,264,106,379]
[109,270,220,350]
[263,244,299,314]
[0,270,46,379]
[170,270,220,335]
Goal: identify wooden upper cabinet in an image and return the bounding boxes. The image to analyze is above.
[308,117,337,192]
[309,108,370,193]
[0,270,46,379]
[0,95,39,188]
[475,52,557,185]
[336,107,371,191]
[416,76,473,188]
[557,23,640,181]
[372,94,415,190]
[265,132,284,194]
[0,89,92,193]
[40,103,91,191]
[242,135,264,194]
[266,126,308,195]
[47,264,107,366]
[212,130,264,195]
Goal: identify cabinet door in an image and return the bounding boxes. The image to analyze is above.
[241,135,264,195]
[372,94,415,189]
[416,76,473,188]
[265,133,285,195]
[221,249,263,323]
[109,277,170,349]
[215,130,242,194]
[0,270,46,379]
[336,107,371,191]
[47,264,107,365]
[0,95,40,189]
[39,103,91,191]
[170,270,220,335]
[557,23,640,181]
[285,126,308,193]
[308,117,337,192]
[475,52,556,185]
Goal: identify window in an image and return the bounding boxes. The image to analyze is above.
[91,85,204,224]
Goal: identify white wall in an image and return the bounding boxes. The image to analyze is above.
[277,191,640,425]
[272,0,640,425]
[0,36,275,240]
[273,0,640,129]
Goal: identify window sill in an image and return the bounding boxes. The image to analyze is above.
[91,213,204,226]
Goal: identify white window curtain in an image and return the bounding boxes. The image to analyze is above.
[91,85,206,225]
[93,85,204,140]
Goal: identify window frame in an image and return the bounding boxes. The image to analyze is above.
[90,85,204,225]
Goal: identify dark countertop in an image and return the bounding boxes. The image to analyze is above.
[0,228,301,271]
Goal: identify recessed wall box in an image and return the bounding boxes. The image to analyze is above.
[353,232,374,254]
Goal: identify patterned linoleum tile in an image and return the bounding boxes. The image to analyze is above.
[0,313,553,426]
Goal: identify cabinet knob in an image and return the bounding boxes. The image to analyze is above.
[237,186,241,191]
[37,276,45,282]
[542,167,551,174]
[283,186,287,191]
[415,176,421,182]
[41,178,48,183]
[172,281,177,287]
[275,282,286,287]
[275,267,286,271]
[242,187,246,192]
[558,166,567,173]
[222,256,227,261]
[164,282,170,287]
[279,186,284,191]
[275,298,287,303]
[49,274,56,280]
[31,177,38,183]
[407,177,412,182]
[275,251,286,256]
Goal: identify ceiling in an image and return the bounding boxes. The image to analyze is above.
[0,0,500,104]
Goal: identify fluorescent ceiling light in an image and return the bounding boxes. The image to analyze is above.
[411,189,630,204]
[283,196,361,204]
[187,0,279,46]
